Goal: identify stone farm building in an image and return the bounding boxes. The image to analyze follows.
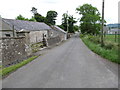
[0,17,67,66]
[1,18,67,44]
[50,25,67,41]
[2,18,51,44]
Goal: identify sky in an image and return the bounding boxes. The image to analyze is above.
[0,0,119,25]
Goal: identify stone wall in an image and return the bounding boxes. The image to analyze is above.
[47,36,61,46]
[0,37,31,67]
[29,31,48,44]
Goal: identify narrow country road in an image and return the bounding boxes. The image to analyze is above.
[2,35,118,88]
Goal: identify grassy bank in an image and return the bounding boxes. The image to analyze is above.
[1,55,39,77]
[31,42,43,53]
[80,35,119,64]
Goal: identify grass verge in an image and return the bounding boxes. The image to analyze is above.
[81,36,119,64]
[31,42,43,53]
[0,56,38,77]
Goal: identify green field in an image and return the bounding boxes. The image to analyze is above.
[104,35,119,43]
[80,34,119,64]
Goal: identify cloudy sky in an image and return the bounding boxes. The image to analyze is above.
[0,0,119,25]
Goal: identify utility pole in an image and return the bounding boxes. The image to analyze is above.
[101,0,105,47]
[66,11,69,38]
[67,11,69,33]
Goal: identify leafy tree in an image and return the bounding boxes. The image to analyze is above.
[31,7,37,14]
[74,25,79,32]
[31,7,46,22]
[61,13,68,31]
[57,25,64,30]
[61,13,76,33]
[46,10,58,25]
[68,15,76,33]
[76,4,103,35]
[16,14,29,20]
[29,16,36,21]
[16,15,36,21]
[34,13,46,22]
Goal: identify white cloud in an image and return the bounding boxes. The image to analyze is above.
[0,0,119,25]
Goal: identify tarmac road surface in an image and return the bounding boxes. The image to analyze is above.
[2,35,118,88]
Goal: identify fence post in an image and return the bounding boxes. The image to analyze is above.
[115,32,117,42]
[104,32,106,37]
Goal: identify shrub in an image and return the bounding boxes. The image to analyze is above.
[104,41,114,50]
[86,35,100,44]
[80,34,85,38]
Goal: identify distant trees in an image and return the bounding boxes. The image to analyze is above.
[31,7,58,25]
[16,7,58,25]
[68,15,77,33]
[31,7,46,22]
[76,4,103,35]
[16,15,27,20]
[16,14,36,21]
[16,4,105,35]
[60,13,77,33]
[61,13,68,31]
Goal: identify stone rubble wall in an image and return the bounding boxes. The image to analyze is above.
[47,36,62,46]
[0,37,31,67]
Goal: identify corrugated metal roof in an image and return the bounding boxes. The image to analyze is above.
[2,18,52,31]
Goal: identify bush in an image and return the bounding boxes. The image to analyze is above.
[86,35,100,44]
[80,34,85,38]
[104,41,114,50]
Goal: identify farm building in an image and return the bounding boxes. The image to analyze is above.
[50,25,67,41]
[0,18,67,66]
[1,18,52,44]
[1,18,67,44]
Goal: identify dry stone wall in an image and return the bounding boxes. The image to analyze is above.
[0,37,31,67]
[47,36,61,46]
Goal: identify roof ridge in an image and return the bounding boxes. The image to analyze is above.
[2,18,45,24]
[2,18,52,31]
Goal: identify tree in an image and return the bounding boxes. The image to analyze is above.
[16,14,36,21]
[74,25,79,32]
[61,13,68,31]
[61,13,76,33]
[16,14,29,20]
[68,15,76,33]
[31,7,37,14]
[76,4,103,35]
[34,13,46,22]
[29,16,36,21]
[46,10,58,25]
[31,7,46,22]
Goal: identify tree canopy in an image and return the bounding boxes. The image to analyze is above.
[61,13,76,33]
[31,7,58,25]
[46,11,58,25]
[15,4,105,34]
[76,4,103,35]
[68,15,77,33]
[31,7,46,22]
[16,14,36,21]
[61,13,68,31]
